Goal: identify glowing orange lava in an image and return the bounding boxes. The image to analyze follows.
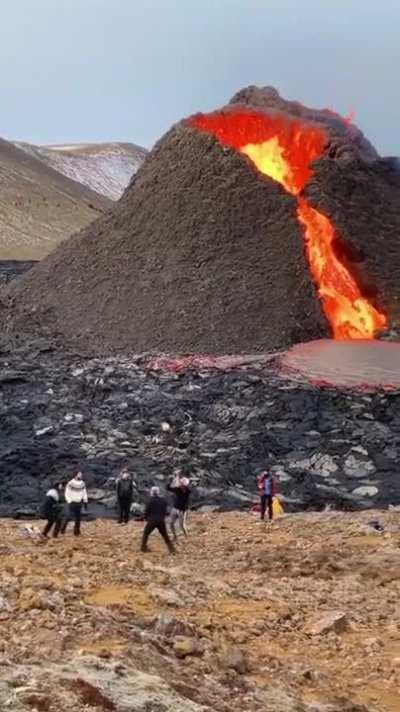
[189,110,386,339]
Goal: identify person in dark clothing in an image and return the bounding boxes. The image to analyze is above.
[167,474,191,541]
[141,486,175,554]
[41,481,65,538]
[116,469,133,524]
[257,470,276,521]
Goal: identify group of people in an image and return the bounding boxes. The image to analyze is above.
[40,467,277,551]
[116,468,191,553]
[40,469,192,553]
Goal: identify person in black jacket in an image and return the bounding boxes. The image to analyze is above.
[116,469,133,524]
[41,481,65,538]
[141,486,175,554]
[167,474,191,541]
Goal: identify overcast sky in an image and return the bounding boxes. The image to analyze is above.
[1,1,398,154]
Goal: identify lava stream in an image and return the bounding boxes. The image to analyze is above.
[189,111,386,339]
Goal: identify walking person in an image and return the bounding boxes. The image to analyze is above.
[141,486,175,554]
[167,472,191,541]
[60,471,88,536]
[257,469,276,521]
[41,481,65,539]
[116,468,133,524]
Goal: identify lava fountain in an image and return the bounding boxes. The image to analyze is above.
[188,110,386,340]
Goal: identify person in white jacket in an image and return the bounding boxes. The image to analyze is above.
[60,471,88,536]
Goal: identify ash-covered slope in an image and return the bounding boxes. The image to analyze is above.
[0,137,111,260]
[3,86,400,353]
[15,141,148,200]
[2,123,327,354]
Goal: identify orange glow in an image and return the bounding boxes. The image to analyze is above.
[189,110,386,339]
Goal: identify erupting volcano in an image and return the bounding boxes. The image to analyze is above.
[189,110,386,340]
[1,86,400,356]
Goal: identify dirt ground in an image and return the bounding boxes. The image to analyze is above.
[0,510,399,710]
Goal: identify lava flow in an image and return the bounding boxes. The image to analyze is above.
[189,110,386,339]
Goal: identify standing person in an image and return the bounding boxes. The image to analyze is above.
[167,472,191,541]
[257,469,276,521]
[116,468,133,524]
[141,486,175,554]
[41,481,65,539]
[60,471,88,536]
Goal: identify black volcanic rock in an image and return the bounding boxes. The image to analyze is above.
[0,347,399,518]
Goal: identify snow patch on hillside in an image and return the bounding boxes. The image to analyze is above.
[15,142,147,201]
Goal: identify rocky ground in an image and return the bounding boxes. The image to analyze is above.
[0,510,399,711]
[0,261,36,286]
[0,340,400,517]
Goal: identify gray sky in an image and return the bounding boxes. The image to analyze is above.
[1,1,399,154]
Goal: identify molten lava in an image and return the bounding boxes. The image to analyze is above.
[189,110,386,339]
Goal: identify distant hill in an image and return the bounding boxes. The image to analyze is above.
[0,137,111,259]
[15,141,148,200]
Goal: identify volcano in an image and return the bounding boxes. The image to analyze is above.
[188,107,385,339]
[2,86,400,355]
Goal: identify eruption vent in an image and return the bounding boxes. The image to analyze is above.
[189,110,386,339]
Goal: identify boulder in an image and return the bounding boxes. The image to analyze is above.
[0,594,12,620]
[303,611,349,636]
[352,486,379,498]
[173,636,205,659]
[344,455,376,479]
[219,645,249,674]
[148,586,185,608]
[153,614,194,639]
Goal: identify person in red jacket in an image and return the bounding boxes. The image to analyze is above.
[257,470,276,521]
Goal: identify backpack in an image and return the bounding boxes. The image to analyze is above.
[40,494,56,519]
[118,479,132,497]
